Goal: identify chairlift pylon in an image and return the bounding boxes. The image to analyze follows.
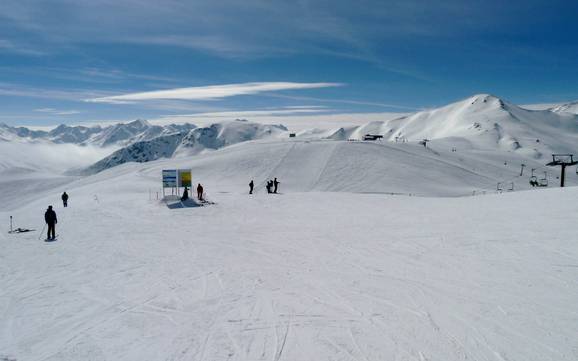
[529,168,538,187]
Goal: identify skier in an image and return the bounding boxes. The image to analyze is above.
[61,192,69,207]
[266,180,272,194]
[44,205,57,240]
[249,180,254,194]
[273,178,280,194]
[181,187,189,201]
[197,183,204,201]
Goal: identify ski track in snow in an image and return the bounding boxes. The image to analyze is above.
[1,141,578,360]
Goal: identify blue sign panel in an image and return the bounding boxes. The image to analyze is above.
[162,169,177,187]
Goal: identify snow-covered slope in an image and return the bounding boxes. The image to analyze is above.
[132,138,575,196]
[322,94,578,158]
[81,132,188,175]
[1,153,577,360]
[82,120,288,174]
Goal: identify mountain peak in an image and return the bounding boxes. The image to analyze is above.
[127,119,150,127]
[550,100,578,114]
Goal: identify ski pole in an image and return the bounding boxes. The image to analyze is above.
[38,223,46,240]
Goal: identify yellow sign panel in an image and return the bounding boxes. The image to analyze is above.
[178,169,191,187]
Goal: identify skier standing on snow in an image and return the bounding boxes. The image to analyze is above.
[197,183,204,201]
[273,178,279,193]
[61,192,69,207]
[266,180,272,193]
[249,180,254,194]
[44,205,57,240]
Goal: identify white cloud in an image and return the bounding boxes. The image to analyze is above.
[168,106,331,118]
[0,39,45,56]
[86,82,343,103]
[34,108,81,115]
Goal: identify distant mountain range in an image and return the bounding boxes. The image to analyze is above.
[81,120,287,175]
[0,119,196,147]
[2,94,578,175]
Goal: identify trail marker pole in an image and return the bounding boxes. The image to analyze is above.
[9,216,13,233]
[546,154,578,187]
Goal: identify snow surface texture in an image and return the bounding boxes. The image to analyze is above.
[0,157,577,360]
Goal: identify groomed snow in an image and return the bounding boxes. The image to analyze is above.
[1,142,577,360]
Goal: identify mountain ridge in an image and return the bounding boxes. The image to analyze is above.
[0,119,196,147]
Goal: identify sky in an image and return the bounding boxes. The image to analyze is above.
[1,0,578,127]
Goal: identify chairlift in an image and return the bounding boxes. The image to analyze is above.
[538,172,548,187]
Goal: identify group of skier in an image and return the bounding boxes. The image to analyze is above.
[43,192,68,240]
[268,178,280,193]
[181,183,204,201]
[248,178,280,194]
[43,177,282,241]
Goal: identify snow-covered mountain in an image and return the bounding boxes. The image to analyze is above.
[319,94,578,158]
[549,100,578,115]
[79,94,578,175]
[82,120,287,174]
[0,119,196,147]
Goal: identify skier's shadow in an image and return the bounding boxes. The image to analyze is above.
[166,198,202,209]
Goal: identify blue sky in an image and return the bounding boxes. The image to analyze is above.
[1,0,578,126]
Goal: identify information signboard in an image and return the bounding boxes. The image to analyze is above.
[162,169,177,188]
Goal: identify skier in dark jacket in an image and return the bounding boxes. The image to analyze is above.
[44,205,57,240]
[266,180,272,193]
[197,183,204,201]
[61,192,69,207]
[273,178,280,193]
[181,187,189,201]
[249,180,254,194]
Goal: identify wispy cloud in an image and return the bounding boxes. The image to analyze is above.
[168,106,331,118]
[86,82,343,103]
[34,108,81,115]
[0,39,45,56]
[0,82,110,101]
[266,93,419,111]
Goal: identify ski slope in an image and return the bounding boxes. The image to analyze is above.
[119,138,575,196]
[1,141,578,360]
